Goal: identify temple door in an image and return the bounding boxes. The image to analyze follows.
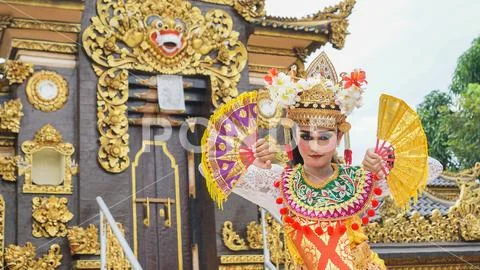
[131,137,191,270]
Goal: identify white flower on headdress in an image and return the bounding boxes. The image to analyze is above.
[264,69,310,107]
[335,85,364,115]
[335,69,368,115]
[264,67,368,115]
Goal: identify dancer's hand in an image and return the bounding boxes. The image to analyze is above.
[252,138,276,169]
[362,148,385,178]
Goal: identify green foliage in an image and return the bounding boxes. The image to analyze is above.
[417,90,456,169]
[451,37,480,94]
[418,36,480,171]
[447,84,480,169]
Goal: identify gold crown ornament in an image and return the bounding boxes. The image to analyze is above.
[263,66,367,133]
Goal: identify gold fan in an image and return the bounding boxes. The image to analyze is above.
[375,94,429,207]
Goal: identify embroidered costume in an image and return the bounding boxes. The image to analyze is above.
[278,164,384,269]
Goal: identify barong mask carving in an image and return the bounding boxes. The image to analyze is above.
[83,0,247,173]
[83,0,246,89]
[146,15,187,58]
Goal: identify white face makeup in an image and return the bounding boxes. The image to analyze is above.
[295,125,341,169]
[298,129,337,154]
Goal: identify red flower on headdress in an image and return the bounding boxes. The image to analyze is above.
[341,69,367,89]
[264,68,279,85]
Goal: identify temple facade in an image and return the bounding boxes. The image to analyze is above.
[0,0,478,269]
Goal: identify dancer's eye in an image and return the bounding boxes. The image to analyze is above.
[300,134,313,141]
[319,134,332,141]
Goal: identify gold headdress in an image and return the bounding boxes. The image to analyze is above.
[264,52,366,133]
[286,76,351,132]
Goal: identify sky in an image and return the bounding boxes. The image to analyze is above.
[266,0,480,164]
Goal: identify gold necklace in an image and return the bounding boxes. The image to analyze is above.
[302,163,339,189]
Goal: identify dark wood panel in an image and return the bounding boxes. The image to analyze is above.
[128,74,209,89]
[128,88,207,103]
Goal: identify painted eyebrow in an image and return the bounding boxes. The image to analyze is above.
[299,130,335,134]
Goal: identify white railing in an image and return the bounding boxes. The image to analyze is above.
[261,208,278,270]
[96,196,143,270]
[96,196,279,270]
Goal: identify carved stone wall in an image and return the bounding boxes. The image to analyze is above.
[76,3,133,270]
[14,65,78,269]
[77,1,252,269]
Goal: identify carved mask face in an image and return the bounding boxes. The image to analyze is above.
[147,15,187,57]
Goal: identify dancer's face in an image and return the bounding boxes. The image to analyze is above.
[296,126,343,169]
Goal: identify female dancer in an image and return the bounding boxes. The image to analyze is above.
[202,67,437,269]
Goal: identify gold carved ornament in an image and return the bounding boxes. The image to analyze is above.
[11,18,81,33]
[0,99,23,133]
[220,255,264,264]
[73,260,101,269]
[11,39,78,54]
[246,221,263,249]
[311,0,356,49]
[199,0,265,21]
[442,162,480,181]
[0,98,22,183]
[2,60,34,85]
[21,124,77,194]
[0,195,4,269]
[222,214,295,268]
[364,208,461,243]
[68,223,129,269]
[232,0,265,21]
[452,174,480,241]
[222,221,248,251]
[32,196,74,238]
[0,155,20,181]
[26,71,69,112]
[364,172,480,243]
[4,242,62,270]
[67,224,100,255]
[202,0,354,49]
[218,264,263,270]
[82,0,247,173]
[106,223,131,269]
